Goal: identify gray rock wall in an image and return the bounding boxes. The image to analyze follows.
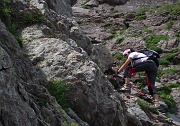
[0,19,88,126]
[0,0,128,126]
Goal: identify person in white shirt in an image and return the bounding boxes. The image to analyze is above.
[118,48,159,106]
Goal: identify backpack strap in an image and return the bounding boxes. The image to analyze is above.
[132,56,147,61]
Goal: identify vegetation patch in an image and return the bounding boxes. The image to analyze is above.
[20,11,45,25]
[103,22,113,28]
[119,30,125,35]
[135,73,147,89]
[46,79,71,109]
[169,48,179,53]
[165,21,174,29]
[110,31,117,37]
[137,99,157,113]
[143,27,153,34]
[143,34,168,53]
[37,98,49,107]
[0,0,13,27]
[143,34,169,44]
[62,121,79,126]
[114,52,126,61]
[160,58,171,66]
[175,32,180,37]
[158,68,180,76]
[154,2,180,17]
[109,79,119,89]
[135,7,150,20]
[115,37,124,44]
[0,0,45,47]
[112,10,119,13]
[158,84,178,113]
[81,0,91,9]
[160,52,179,66]
[146,44,163,54]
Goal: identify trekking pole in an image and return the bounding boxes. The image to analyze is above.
[128,84,153,102]
[129,84,145,96]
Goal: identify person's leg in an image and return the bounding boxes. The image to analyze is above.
[125,77,131,84]
[144,61,159,103]
[148,85,158,101]
[124,65,137,83]
[120,66,132,91]
[153,94,158,102]
[132,61,159,101]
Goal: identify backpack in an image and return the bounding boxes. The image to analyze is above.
[133,49,161,67]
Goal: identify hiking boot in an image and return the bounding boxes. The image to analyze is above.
[121,84,130,90]
[155,101,169,112]
[153,101,160,108]
[119,84,131,93]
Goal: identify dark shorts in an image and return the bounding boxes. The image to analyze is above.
[124,60,158,95]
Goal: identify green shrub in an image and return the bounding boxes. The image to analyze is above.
[134,72,147,88]
[135,82,143,89]
[166,21,174,29]
[158,85,177,113]
[76,20,83,25]
[146,44,163,54]
[0,0,13,29]
[135,7,150,20]
[112,10,119,13]
[81,0,91,9]
[82,5,91,9]
[162,52,178,61]
[0,0,45,47]
[169,84,180,88]
[103,22,112,28]
[37,98,48,107]
[0,0,24,47]
[160,58,170,66]
[155,2,180,17]
[16,36,24,47]
[102,41,107,45]
[169,48,179,53]
[110,31,117,37]
[62,122,79,126]
[114,52,125,61]
[175,32,180,37]
[143,35,169,44]
[160,52,179,66]
[21,11,45,25]
[135,15,147,20]
[119,30,125,35]
[115,37,124,44]
[143,27,153,33]
[70,122,79,126]
[159,68,180,76]
[46,79,71,109]
[163,53,177,61]
[137,99,157,113]
[109,79,119,89]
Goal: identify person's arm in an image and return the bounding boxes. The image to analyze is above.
[118,57,132,73]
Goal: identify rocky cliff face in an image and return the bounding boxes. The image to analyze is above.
[0,18,82,126]
[0,0,180,126]
[0,0,127,126]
